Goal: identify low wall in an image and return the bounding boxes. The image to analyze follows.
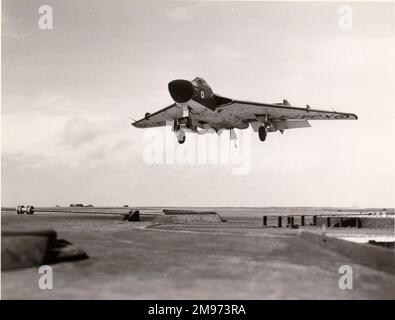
[316,216,394,229]
[299,231,395,275]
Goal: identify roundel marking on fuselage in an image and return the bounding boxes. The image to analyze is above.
[200,91,205,99]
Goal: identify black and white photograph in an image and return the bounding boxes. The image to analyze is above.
[1,0,394,306]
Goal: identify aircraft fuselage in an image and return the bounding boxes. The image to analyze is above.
[168,78,246,130]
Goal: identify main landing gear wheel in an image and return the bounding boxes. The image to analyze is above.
[176,129,186,144]
[258,126,267,142]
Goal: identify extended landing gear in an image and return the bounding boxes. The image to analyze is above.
[174,116,192,144]
[258,126,267,142]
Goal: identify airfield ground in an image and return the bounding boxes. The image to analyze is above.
[1,208,395,299]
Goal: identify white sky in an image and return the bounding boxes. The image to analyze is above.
[1,1,394,207]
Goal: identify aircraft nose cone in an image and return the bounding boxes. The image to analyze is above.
[168,79,194,103]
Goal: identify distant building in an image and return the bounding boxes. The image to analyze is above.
[70,203,84,207]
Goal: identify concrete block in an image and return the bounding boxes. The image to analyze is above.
[122,210,140,222]
[2,229,88,271]
[2,236,50,271]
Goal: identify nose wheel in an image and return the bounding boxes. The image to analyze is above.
[258,126,267,142]
[176,129,186,144]
[173,116,192,144]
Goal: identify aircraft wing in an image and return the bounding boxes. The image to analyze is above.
[217,100,358,121]
[132,103,181,128]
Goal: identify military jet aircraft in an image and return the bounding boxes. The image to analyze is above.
[132,77,357,144]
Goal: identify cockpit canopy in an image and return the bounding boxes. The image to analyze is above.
[192,77,232,106]
[192,77,213,94]
[192,77,208,86]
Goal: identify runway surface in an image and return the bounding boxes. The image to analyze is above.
[2,209,395,299]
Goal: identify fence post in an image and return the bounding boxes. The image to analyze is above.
[263,216,267,227]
